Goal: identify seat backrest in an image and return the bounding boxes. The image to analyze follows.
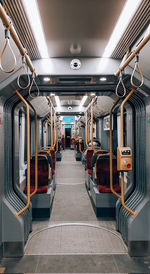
[50,149,56,170]
[96,156,119,188]
[86,149,94,169]
[30,156,49,187]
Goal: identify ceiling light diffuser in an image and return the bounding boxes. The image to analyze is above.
[99,77,107,81]
[55,96,61,108]
[22,0,49,58]
[80,96,88,107]
[102,0,142,57]
[44,77,50,82]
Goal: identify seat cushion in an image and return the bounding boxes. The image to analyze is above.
[87,169,92,175]
[24,185,48,194]
[97,184,121,193]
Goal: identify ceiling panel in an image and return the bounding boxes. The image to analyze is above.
[37,0,125,57]
[30,95,114,117]
[93,96,115,116]
[31,96,50,117]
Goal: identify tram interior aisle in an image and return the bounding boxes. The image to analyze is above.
[1,150,150,273]
[25,150,126,256]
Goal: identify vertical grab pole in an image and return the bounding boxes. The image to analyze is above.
[27,100,38,197]
[46,122,48,147]
[51,104,53,149]
[15,90,30,216]
[87,119,90,144]
[91,104,93,148]
[61,123,62,139]
[85,111,88,148]
[54,113,56,147]
[56,126,58,152]
[110,99,121,199]
[120,88,136,216]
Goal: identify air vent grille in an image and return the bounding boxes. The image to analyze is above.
[112,0,150,59]
[1,0,41,59]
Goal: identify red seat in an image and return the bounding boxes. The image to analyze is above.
[86,150,94,170]
[24,185,48,194]
[50,150,56,174]
[87,168,92,175]
[24,156,49,194]
[95,156,120,193]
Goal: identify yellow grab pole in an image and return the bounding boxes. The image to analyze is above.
[54,113,56,146]
[110,99,121,199]
[46,123,48,146]
[61,123,62,139]
[85,111,88,148]
[91,104,93,148]
[87,119,90,143]
[15,90,30,216]
[120,88,136,216]
[51,105,53,148]
[56,128,58,152]
[0,4,36,76]
[26,100,38,197]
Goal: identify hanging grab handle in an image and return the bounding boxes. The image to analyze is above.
[28,73,40,98]
[115,72,126,98]
[17,56,31,89]
[130,54,144,89]
[0,28,16,73]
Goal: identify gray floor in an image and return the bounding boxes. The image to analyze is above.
[1,150,150,273]
[25,150,126,255]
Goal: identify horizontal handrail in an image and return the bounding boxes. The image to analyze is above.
[0,4,36,76]
[115,32,150,77]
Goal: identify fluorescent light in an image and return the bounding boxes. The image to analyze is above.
[43,77,50,82]
[80,96,88,107]
[55,96,61,108]
[22,0,49,58]
[102,0,142,57]
[99,77,107,81]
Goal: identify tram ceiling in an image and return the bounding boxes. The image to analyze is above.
[36,0,125,58]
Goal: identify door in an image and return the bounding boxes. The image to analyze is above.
[65,128,71,148]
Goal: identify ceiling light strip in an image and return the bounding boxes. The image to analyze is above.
[2,0,40,59]
[102,0,142,57]
[22,0,49,58]
[115,2,149,57]
[55,96,61,108]
[80,96,88,107]
[112,0,149,58]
